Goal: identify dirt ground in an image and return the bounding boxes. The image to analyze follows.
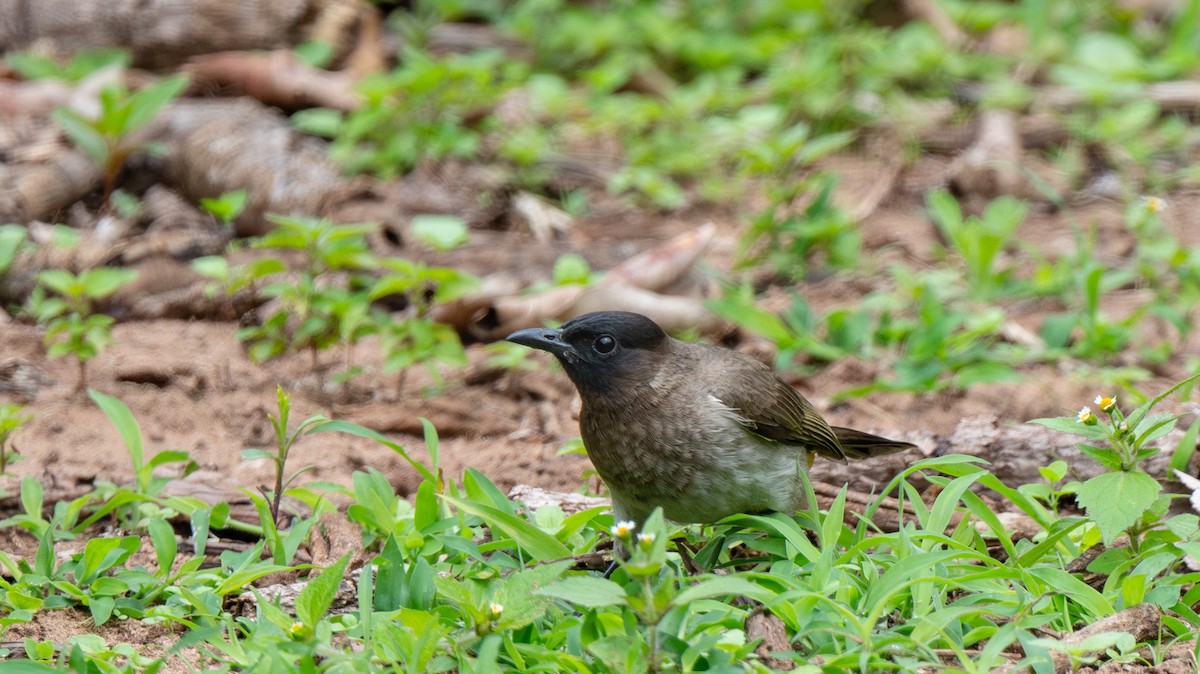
[1,155,1198,664]
[4,154,1199,511]
[3,156,1196,512]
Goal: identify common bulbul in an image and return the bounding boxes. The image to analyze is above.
[507,311,914,529]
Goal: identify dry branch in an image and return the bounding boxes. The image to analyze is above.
[154,98,378,236]
[442,224,729,341]
[185,50,362,112]
[812,415,1193,490]
[0,0,314,69]
[0,149,101,225]
[991,603,1162,674]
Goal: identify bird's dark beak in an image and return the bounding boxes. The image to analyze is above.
[506,327,573,358]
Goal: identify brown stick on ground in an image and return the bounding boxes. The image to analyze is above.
[0,0,314,69]
[185,50,362,112]
[0,150,101,225]
[990,603,1162,674]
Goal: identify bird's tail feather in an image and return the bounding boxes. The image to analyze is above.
[831,426,915,461]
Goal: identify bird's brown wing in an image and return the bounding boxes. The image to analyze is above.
[703,352,848,462]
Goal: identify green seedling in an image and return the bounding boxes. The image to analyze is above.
[89,390,197,500]
[325,47,522,178]
[235,214,377,367]
[1032,372,1200,550]
[28,267,137,392]
[0,404,30,474]
[927,189,1028,300]
[1040,262,1140,361]
[242,386,327,528]
[0,224,30,279]
[52,74,188,202]
[5,48,129,83]
[371,257,475,390]
[200,189,249,227]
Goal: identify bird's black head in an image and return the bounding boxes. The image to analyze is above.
[505,311,669,395]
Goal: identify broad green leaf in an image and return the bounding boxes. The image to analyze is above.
[20,475,43,520]
[36,269,82,297]
[491,561,572,629]
[78,267,138,298]
[0,224,28,274]
[1076,471,1161,543]
[536,576,627,608]
[411,214,469,251]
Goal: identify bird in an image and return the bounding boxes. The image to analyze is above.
[506,310,914,531]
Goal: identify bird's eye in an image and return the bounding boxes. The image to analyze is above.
[593,334,617,355]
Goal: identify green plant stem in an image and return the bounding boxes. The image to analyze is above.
[639,576,662,674]
[76,358,88,394]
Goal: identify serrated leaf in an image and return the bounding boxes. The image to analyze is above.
[1076,471,1161,543]
[296,553,351,627]
[492,560,571,629]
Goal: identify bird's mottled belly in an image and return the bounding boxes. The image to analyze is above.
[582,405,807,523]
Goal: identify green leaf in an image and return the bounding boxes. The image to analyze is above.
[0,224,29,275]
[215,562,295,597]
[78,267,138,299]
[20,475,44,520]
[311,420,435,484]
[673,576,777,605]
[296,553,351,627]
[1170,416,1200,473]
[292,108,343,137]
[52,107,108,164]
[37,269,82,298]
[0,652,59,666]
[441,495,571,562]
[124,74,189,133]
[88,595,115,625]
[147,518,177,579]
[1076,471,1161,543]
[89,390,145,478]
[411,214,469,251]
[535,576,627,608]
[491,561,572,629]
[553,254,592,285]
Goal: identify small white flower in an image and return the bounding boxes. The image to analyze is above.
[1142,196,1165,214]
[487,603,504,619]
[1094,395,1117,413]
[637,533,655,547]
[1077,406,1097,425]
[613,520,636,538]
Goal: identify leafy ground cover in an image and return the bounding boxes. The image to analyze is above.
[2,0,1200,671]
